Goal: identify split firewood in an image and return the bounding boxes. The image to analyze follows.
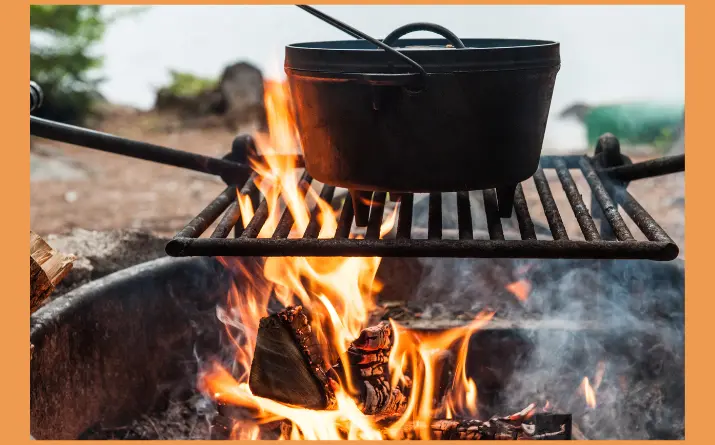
[249,306,338,410]
[250,306,407,416]
[30,231,75,313]
[336,321,409,417]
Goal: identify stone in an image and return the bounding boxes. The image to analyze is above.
[45,229,170,296]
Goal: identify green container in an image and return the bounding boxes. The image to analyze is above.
[583,103,684,150]
[562,102,684,151]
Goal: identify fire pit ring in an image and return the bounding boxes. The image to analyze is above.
[30,256,684,440]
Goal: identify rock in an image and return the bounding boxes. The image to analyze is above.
[45,229,170,296]
[153,61,267,131]
[217,62,267,130]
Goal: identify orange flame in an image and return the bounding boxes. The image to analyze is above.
[506,278,531,302]
[580,361,607,409]
[581,377,597,409]
[199,80,498,439]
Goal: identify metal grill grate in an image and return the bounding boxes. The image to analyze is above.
[166,155,679,261]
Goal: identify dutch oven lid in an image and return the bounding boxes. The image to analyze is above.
[285,38,561,74]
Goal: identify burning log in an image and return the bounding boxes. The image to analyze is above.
[337,321,409,417]
[30,231,75,313]
[275,412,571,440]
[250,307,408,417]
[386,414,571,440]
[249,306,337,410]
[246,306,571,440]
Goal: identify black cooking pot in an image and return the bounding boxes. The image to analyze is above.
[285,23,560,192]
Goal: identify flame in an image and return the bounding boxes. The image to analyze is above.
[236,192,255,224]
[506,278,531,302]
[580,361,606,409]
[581,377,597,409]
[199,80,499,439]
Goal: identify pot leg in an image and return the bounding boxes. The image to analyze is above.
[496,184,517,218]
[350,190,373,227]
[388,193,402,203]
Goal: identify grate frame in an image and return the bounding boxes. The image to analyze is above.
[166,154,679,261]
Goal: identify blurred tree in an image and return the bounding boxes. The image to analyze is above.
[30,6,146,124]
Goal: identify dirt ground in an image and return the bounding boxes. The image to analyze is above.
[30,107,685,258]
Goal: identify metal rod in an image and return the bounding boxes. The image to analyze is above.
[483,189,505,240]
[235,173,260,238]
[335,192,355,239]
[396,193,414,239]
[598,154,684,181]
[211,202,241,239]
[595,172,675,244]
[366,192,387,240]
[553,159,601,241]
[513,184,537,240]
[30,116,250,182]
[304,185,336,238]
[532,168,569,240]
[428,192,442,240]
[166,237,679,261]
[176,186,236,239]
[296,5,428,78]
[578,157,635,241]
[272,173,313,239]
[456,191,473,240]
[241,197,271,239]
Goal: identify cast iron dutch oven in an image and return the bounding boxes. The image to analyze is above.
[285,12,560,193]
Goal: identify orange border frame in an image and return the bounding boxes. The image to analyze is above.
[16,2,706,444]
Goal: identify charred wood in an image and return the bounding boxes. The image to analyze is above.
[248,306,337,410]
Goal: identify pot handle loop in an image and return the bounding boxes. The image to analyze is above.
[383,23,466,49]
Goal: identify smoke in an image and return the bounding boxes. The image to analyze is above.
[407,254,684,439]
[401,174,685,439]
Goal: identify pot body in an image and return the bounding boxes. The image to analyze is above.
[285,38,560,192]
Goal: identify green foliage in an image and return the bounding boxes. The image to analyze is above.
[164,70,218,97]
[30,6,146,124]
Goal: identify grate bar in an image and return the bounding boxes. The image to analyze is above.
[428,193,443,240]
[553,159,601,241]
[456,191,473,240]
[304,185,336,239]
[211,174,259,239]
[241,196,270,239]
[533,168,569,240]
[579,157,635,241]
[211,202,241,239]
[599,153,684,182]
[513,184,537,240]
[272,173,313,239]
[483,189,505,240]
[335,192,354,239]
[396,193,414,239]
[176,186,236,239]
[596,172,675,244]
[166,236,677,260]
[366,192,387,240]
[169,154,680,261]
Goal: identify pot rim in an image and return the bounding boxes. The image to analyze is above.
[285,38,560,74]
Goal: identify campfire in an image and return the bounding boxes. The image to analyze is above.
[193,82,570,440]
[29,35,684,439]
